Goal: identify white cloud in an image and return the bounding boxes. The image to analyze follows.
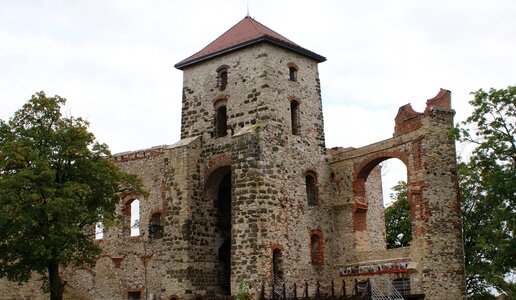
[0,0,514,159]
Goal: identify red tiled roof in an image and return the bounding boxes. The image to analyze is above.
[175,16,325,69]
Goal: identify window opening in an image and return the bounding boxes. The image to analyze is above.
[310,232,323,266]
[306,171,318,206]
[272,249,284,281]
[381,159,410,249]
[149,212,163,239]
[127,291,141,300]
[291,100,300,135]
[289,67,297,81]
[216,105,228,137]
[95,222,103,240]
[130,199,140,236]
[220,70,228,91]
[392,278,411,295]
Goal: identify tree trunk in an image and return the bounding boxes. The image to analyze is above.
[48,262,63,300]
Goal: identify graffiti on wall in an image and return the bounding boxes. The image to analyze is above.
[339,260,410,276]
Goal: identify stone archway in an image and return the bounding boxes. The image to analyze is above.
[204,166,232,295]
[351,151,410,232]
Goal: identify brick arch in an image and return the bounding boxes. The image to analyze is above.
[169,295,180,300]
[353,151,409,182]
[287,95,302,104]
[203,165,231,202]
[270,243,285,252]
[287,62,299,70]
[122,194,141,215]
[351,151,410,231]
[203,154,230,178]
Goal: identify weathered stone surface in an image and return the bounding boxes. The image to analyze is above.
[1,23,465,300]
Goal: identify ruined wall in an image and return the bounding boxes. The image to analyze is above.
[328,90,466,299]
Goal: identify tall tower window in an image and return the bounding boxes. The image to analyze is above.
[124,199,140,237]
[305,171,318,206]
[289,67,297,81]
[290,100,300,135]
[217,65,229,91]
[287,62,298,82]
[215,100,228,137]
[220,70,228,91]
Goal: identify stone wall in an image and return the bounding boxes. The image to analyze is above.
[0,40,466,300]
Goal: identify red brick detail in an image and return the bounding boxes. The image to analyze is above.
[353,151,409,181]
[352,151,409,231]
[149,209,163,221]
[394,104,423,136]
[203,154,231,177]
[409,180,427,237]
[271,243,285,252]
[310,229,324,267]
[121,193,141,215]
[424,88,451,114]
[140,254,154,268]
[353,211,367,231]
[352,178,366,198]
[287,62,299,70]
[287,95,302,104]
[111,256,125,268]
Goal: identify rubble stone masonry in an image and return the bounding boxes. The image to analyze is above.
[1,22,465,300]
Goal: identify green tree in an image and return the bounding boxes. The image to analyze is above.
[384,181,412,248]
[456,86,515,297]
[0,92,144,300]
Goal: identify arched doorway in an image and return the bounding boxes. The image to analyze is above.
[206,167,232,295]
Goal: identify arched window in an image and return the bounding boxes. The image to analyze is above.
[290,100,300,135]
[310,230,324,266]
[287,62,298,82]
[217,66,229,91]
[305,171,318,206]
[125,199,140,236]
[289,67,297,81]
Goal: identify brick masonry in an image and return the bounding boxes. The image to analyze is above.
[1,30,466,300]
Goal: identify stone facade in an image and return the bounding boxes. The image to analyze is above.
[1,17,466,300]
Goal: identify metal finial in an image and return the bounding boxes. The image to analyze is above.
[246,1,250,17]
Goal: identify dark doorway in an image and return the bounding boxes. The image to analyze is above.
[215,171,231,295]
[272,249,283,281]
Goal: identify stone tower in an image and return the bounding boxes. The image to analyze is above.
[172,16,334,296]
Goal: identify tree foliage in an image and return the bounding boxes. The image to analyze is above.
[384,181,412,249]
[456,86,515,297]
[0,92,144,300]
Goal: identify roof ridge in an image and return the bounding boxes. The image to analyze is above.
[175,16,325,69]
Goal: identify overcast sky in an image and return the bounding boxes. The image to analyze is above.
[1,0,515,201]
